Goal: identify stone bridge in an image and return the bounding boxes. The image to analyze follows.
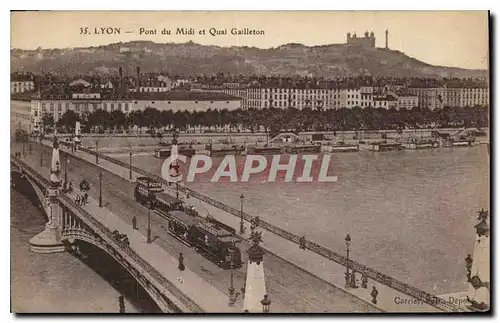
[11,155,203,313]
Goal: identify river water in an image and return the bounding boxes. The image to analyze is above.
[10,189,141,313]
[112,144,489,296]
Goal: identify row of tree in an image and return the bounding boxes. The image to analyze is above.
[41,106,489,137]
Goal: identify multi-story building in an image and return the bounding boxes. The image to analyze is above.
[360,86,374,108]
[372,94,398,109]
[397,95,419,110]
[191,82,248,108]
[408,87,441,110]
[129,75,172,93]
[11,73,35,93]
[409,85,489,110]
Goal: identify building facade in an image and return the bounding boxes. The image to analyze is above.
[409,86,489,110]
[11,74,35,93]
[29,90,241,133]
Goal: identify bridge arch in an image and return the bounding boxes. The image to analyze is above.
[61,231,181,313]
[11,170,47,219]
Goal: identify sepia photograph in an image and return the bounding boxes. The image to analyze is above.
[9,10,490,314]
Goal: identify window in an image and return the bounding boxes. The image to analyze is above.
[111,103,114,110]
[103,103,107,110]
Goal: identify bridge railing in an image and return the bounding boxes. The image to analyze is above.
[11,156,203,313]
[57,194,203,313]
[62,147,461,312]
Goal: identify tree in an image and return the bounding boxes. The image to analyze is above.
[41,113,54,132]
[109,110,126,132]
[57,110,79,133]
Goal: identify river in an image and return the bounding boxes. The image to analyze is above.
[111,144,489,296]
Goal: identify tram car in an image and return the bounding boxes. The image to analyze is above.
[165,210,242,269]
[134,176,184,210]
[134,177,164,206]
[134,176,242,269]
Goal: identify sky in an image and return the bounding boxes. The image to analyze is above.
[10,11,489,70]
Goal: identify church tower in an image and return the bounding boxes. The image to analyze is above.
[465,209,490,311]
[243,231,271,313]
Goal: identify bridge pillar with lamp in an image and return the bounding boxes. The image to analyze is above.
[29,136,65,254]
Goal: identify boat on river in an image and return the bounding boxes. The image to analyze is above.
[367,142,401,152]
[323,142,359,153]
[401,138,439,150]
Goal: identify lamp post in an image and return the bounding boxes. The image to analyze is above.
[64,157,69,185]
[146,196,153,244]
[176,182,179,200]
[228,240,236,306]
[240,194,244,234]
[261,294,271,313]
[99,172,103,207]
[22,142,26,156]
[96,140,99,164]
[345,234,351,288]
[129,151,133,180]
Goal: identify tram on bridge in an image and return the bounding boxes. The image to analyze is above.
[134,176,242,269]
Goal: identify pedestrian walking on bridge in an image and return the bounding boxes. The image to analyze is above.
[132,216,137,230]
[178,252,185,271]
[371,286,379,305]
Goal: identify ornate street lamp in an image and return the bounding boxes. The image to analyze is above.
[95,140,99,164]
[261,294,271,313]
[129,151,133,180]
[146,192,155,244]
[98,172,103,207]
[240,194,245,234]
[345,234,351,288]
[228,240,236,306]
[64,157,69,184]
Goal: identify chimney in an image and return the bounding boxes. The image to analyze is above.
[385,29,389,50]
[119,67,123,91]
[136,66,140,92]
